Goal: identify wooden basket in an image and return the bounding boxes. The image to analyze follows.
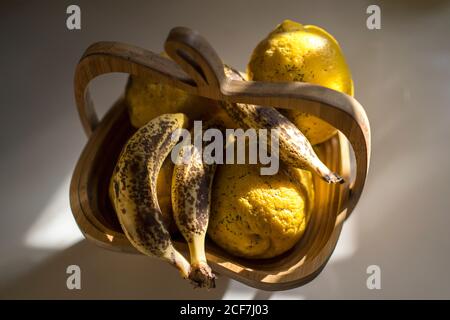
[70,27,371,290]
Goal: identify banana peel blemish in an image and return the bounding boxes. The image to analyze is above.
[170,120,280,175]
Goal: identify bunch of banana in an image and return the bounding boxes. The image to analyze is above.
[111,113,220,288]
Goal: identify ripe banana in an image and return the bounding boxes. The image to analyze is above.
[111,113,191,279]
[221,66,343,184]
[172,143,217,288]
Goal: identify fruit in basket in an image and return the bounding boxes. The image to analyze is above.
[110,113,192,278]
[172,144,217,288]
[208,164,314,259]
[248,19,354,145]
[220,65,343,184]
[107,23,352,285]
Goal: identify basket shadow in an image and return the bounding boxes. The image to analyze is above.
[0,240,230,299]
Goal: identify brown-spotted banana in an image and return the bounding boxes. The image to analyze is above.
[171,143,217,288]
[221,66,343,184]
[111,113,191,279]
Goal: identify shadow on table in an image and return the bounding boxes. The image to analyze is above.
[0,240,230,299]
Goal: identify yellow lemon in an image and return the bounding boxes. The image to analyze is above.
[208,164,314,259]
[248,19,354,144]
[125,54,233,128]
[125,75,214,128]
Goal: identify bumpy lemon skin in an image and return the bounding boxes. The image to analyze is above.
[248,20,354,145]
[208,164,314,259]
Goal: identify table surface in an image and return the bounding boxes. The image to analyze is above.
[1,0,450,299]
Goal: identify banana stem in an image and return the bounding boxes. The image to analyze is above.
[187,235,216,289]
[189,235,208,266]
[165,246,191,279]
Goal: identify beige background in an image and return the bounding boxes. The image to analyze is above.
[1,0,450,299]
